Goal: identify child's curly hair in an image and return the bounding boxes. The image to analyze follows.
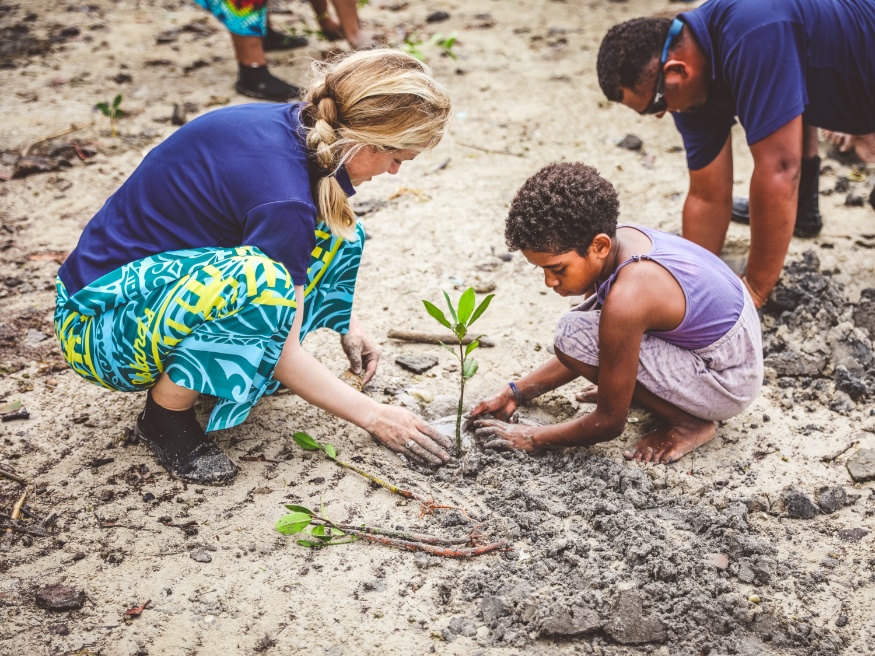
[505,163,619,256]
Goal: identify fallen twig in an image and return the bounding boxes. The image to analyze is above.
[1,485,32,547]
[330,521,471,546]
[388,329,495,348]
[240,454,280,463]
[455,140,526,158]
[0,519,50,537]
[348,529,510,558]
[821,440,859,463]
[0,409,29,422]
[0,468,27,484]
[22,120,95,156]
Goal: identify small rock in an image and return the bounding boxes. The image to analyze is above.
[395,354,438,374]
[845,194,865,207]
[35,584,85,611]
[847,448,875,482]
[540,605,601,636]
[837,528,869,543]
[604,589,666,644]
[143,492,155,502]
[815,486,847,514]
[835,176,850,193]
[189,548,212,563]
[171,103,187,126]
[426,11,450,23]
[782,488,818,519]
[836,614,849,627]
[49,624,70,636]
[617,134,643,151]
[480,594,508,623]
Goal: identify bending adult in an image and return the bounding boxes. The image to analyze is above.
[597,0,875,308]
[55,49,453,485]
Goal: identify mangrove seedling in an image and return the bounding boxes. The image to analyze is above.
[96,94,123,137]
[422,288,494,456]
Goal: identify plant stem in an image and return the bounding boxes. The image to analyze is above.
[455,342,465,457]
[326,521,471,546]
[332,458,429,503]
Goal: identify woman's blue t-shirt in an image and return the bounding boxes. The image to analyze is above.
[59,102,355,295]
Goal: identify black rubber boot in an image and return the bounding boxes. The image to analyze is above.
[729,157,823,237]
[263,27,309,51]
[235,64,301,102]
[793,156,823,238]
[135,393,238,485]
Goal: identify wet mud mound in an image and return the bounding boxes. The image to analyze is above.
[429,449,844,655]
[762,251,875,413]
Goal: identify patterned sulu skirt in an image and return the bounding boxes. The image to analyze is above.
[55,222,363,431]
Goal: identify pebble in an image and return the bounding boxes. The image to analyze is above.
[426,11,450,23]
[395,354,438,374]
[189,548,212,563]
[836,614,849,627]
[35,584,85,611]
[845,194,865,207]
[847,448,875,482]
[815,486,847,514]
[782,488,818,519]
[603,589,667,644]
[617,134,643,151]
[837,528,869,543]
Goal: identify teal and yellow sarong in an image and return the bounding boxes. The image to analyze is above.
[55,222,363,432]
[193,0,268,37]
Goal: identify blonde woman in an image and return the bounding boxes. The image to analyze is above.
[55,50,453,484]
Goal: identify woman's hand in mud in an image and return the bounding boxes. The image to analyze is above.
[369,405,453,466]
[574,384,598,404]
[472,418,538,453]
[340,315,380,385]
[466,386,518,427]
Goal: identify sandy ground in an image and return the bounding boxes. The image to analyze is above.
[1,1,875,654]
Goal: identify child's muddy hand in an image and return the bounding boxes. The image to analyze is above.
[340,323,381,385]
[473,418,537,453]
[466,389,518,427]
[574,385,598,404]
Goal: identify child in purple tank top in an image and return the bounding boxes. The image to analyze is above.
[470,163,763,464]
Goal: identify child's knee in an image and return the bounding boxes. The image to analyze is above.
[553,311,600,365]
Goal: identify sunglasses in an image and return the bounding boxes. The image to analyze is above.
[641,18,685,115]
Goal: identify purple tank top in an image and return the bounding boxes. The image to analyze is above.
[596,225,744,350]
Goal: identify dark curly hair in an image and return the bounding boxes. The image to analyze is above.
[597,17,674,102]
[505,163,619,256]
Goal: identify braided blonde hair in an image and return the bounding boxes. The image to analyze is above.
[301,49,452,240]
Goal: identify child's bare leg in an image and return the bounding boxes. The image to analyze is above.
[623,385,715,464]
[556,348,714,464]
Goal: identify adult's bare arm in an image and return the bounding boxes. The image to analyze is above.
[683,135,734,256]
[744,115,802,307]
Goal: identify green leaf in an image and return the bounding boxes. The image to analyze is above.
[442,290,458,323]
[283,504,315,515]
[469,294,494,327]
[330,528,345,536]
[296,539,323,548]
[464,340,480,357]
[275,512,313,535]
[0,401,22,415]
[96,102,109,116]
[112,94,123,108]
[311,524,326,537]
[453,323,467,342]
[439,341,457,358]
[293,431,321,451]
[457,288,475,324]
[324,443,337,460]
[422,300,452,329]
[462,357,479,380]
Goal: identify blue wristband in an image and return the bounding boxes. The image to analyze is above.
[508,381,523,405]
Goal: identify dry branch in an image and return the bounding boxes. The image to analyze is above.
[388,329,495,347]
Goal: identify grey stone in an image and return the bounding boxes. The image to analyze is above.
[447,615,477,637]
[727,533,777,559]
[480,594,509,622]
[617,134,643,151]
[189,548,212,563]
[395,354,438,374]
[815,486,847,514]
[24,329,49,346]
[783,488,818,519]
[853,289,875,338]
[604,589,667,644]
[764,350,827,376]
[845,193,865,207]
[35,584,85,611]
[847,449,875,482]
[837,528,869,543]
[539,605,601,637]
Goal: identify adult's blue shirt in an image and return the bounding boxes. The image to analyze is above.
[673,0,875,170]
[59,103,355,295]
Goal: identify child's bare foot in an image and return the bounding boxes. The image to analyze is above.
[623,419,715,464]
[824,131,875,163]
[574,385,598,404]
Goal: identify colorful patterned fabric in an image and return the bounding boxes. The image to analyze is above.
[193,0,268,37]
[55,222,364,431]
